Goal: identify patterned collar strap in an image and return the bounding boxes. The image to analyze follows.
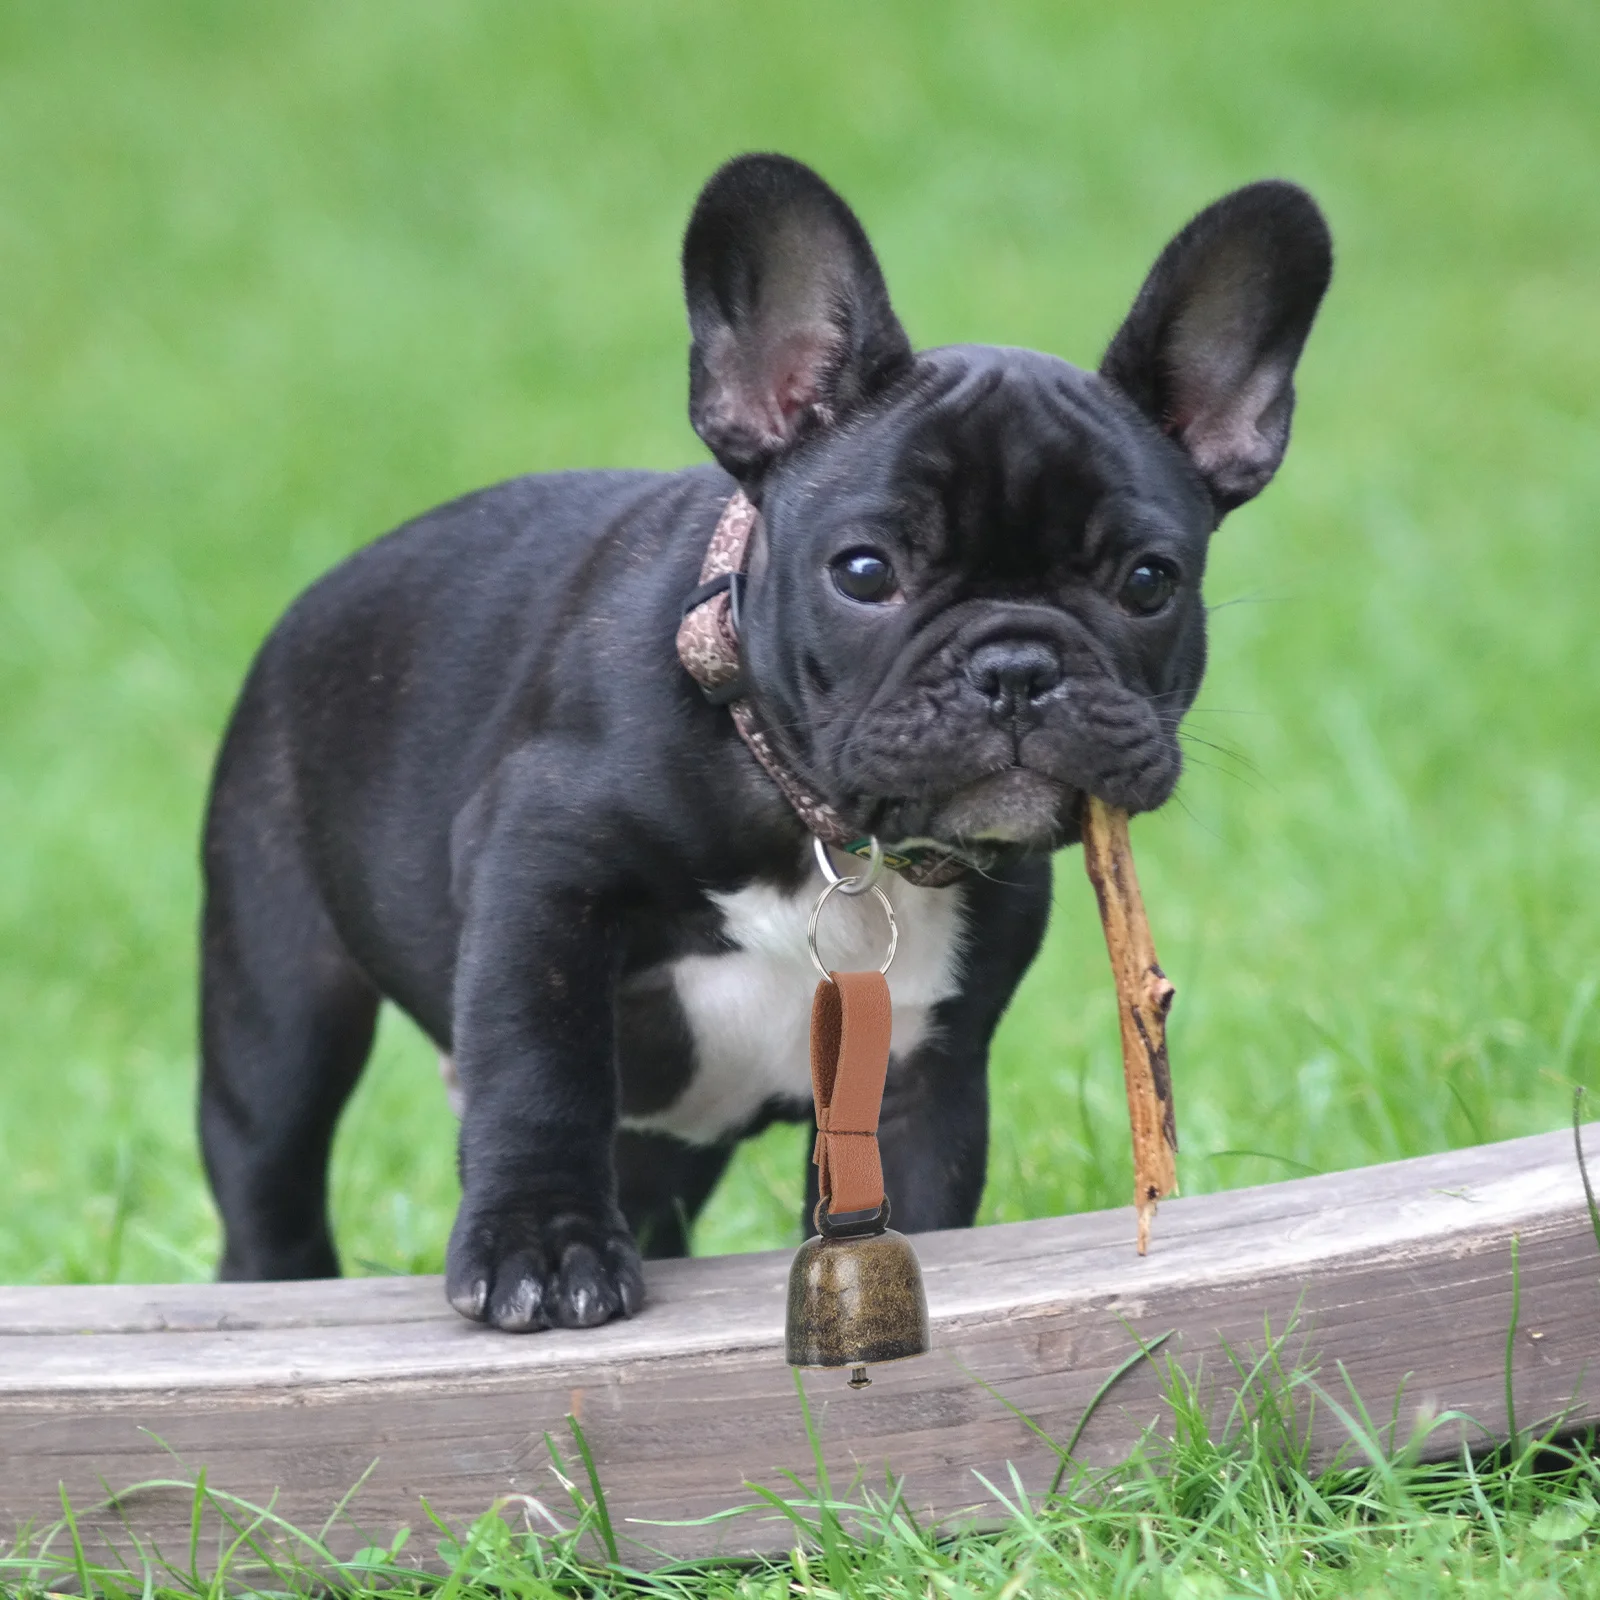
[676,491,972,889]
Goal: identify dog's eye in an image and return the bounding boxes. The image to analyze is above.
[1118,558,1179,616]
[831,549,896,603]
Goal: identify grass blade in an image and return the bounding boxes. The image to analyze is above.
[1575,1088,1600,1257]
[567,1412,619,1568]
[57,1482,94,1600]
[1052,1332,1175,1497]
[1504,1233,1521,1459]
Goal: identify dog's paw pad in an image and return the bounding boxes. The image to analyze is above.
[446,1203,643,1334]
[488,1261,550,1332]
[448,1276,490,1322]
[608,1243,646,1317]
[554,1243,618,1328]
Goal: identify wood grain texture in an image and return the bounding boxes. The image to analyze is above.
[3,1126,1597,1570]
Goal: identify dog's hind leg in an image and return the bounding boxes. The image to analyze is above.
[199,731,379,1282]
[614,1130,732,1259]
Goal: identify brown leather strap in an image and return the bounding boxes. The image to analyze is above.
[809,970,893,1216]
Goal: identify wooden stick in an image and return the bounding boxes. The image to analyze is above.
[1081,796,1178,1254]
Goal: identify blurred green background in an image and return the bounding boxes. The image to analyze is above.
[1,1,1595,1284]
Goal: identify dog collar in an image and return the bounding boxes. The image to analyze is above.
[676,492,973,889]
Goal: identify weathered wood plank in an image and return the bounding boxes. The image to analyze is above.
[2,1127,1596,1569]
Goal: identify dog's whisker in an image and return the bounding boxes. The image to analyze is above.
[1177,729,1263,774]
[1177,752,1268,797]
[1205,589,1288,615]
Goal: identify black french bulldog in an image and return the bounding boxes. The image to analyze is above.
[199,154,1330,1331]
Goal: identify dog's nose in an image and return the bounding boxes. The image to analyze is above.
[966,641,1063,719]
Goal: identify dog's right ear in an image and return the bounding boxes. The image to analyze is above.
[683,154,912,485]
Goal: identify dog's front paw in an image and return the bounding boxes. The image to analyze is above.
[445,1198,645,1333]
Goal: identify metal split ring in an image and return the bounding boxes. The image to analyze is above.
[807,876,899,983]
[812,834,885,896]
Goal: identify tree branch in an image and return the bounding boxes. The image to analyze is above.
[1082,796,1179,1254]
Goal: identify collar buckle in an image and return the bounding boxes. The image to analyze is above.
[679,570,745,633]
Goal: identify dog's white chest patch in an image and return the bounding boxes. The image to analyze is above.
[622,873,968,1147]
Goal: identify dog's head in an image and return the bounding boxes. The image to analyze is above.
[683,154,1331,853]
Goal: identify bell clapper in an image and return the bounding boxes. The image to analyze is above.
[848,1365,870,1390]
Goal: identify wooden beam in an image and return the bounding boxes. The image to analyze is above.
[3,1126,1597,1570]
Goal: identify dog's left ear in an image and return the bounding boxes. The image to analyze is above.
[683,153,913,484]
[1101,181,1332,516]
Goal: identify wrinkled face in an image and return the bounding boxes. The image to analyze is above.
[743,346,1214,851]
[682,154,1330,856]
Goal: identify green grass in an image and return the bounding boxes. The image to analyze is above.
[1,0,1598,1590]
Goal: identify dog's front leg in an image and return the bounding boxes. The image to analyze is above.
[444,848,644,1333]
[875,1040,991,1233]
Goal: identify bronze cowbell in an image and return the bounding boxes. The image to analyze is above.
[784,961,929,1385]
